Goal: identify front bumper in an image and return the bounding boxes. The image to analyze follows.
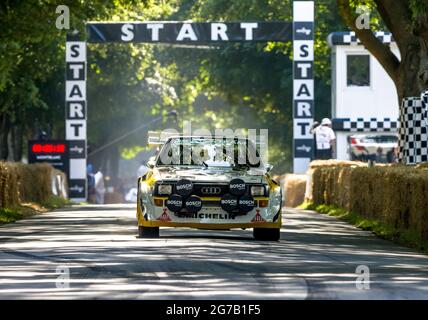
[137,196,282,229]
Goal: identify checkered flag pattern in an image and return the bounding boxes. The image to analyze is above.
[398,100,407,162]
[422,90,428,127]
[333,118,398,132]
[400,97,428,164]
[331,31,393,46]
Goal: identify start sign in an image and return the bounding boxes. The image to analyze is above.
[28,140,69,175]
[66,1,315,200]
[87,22,292,43]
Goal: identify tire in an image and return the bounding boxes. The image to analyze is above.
[138,226,160,238]
[253,228,280,241]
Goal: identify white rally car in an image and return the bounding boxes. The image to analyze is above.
[136,135,283,240]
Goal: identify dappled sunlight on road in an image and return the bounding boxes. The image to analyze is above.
[0,205,428,299]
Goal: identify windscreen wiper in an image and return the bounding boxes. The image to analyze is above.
[232,163,250,171]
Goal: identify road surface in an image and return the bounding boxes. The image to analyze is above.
[0,204,427,299]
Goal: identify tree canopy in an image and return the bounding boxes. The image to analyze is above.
[0,0,346,177]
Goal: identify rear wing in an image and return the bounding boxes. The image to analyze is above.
[147,131,177,147]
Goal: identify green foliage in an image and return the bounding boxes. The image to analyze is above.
[40,195,72,209]
[0,207,23,224]
[1,0,348,174]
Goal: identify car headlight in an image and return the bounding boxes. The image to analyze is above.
[251,185,265,196]
[158,184,172,195]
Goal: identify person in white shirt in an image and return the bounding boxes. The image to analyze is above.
[94,171,106,204]
[310,118,336,160]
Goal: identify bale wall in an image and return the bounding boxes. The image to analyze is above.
[309,160,428,240]
[0,162,66,208]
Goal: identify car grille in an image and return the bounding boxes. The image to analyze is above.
[202,200,221,207]
[192,184,231,197]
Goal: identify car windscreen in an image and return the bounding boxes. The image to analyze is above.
[156,137,261,168]
[360,135,398,143]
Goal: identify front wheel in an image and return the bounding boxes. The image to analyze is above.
[138,226,159,238]
[253,228,280,241]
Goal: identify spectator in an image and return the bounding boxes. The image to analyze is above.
[94,170,106,204]
[87,164,96,203]
[310,118,336,160]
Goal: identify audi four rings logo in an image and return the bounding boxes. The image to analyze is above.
[201,187,221,194]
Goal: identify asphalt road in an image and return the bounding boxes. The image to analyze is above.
[0,204,428,299]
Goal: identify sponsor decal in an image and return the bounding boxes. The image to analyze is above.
[230,183,245,190]
[296,144,311,153]
[70,145,84,154]
[251,210,266,223]
[176,179,193,197]
[158,208,171,221]
[238,194,255,213]
[220,193,239,212]
[239,199,254,206]
[178,213,236,220]
[167,199,182,206]
[221,199,237,205]
[70,185,84,193]
[296,27,311,36]
[184,195,203,213]
[229,178,246,196]
[176,183,192,191]
[166,194,184,212]
[186,201,201,206]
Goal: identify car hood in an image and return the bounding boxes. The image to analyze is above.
[152,166,265,184]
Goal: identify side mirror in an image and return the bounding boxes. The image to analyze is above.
[147,158,156,169]
[265,164,273,172]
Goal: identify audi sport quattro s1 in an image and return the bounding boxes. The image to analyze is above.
[136,136,283,240]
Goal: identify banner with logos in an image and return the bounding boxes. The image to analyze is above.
[65,37,87,201]
[293,1,314,173]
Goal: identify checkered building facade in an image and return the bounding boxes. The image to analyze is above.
[333,118,398,132]
[328,31,393,46]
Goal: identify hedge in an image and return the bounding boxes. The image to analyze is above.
[0,162,67,208]
[308,160,428,240]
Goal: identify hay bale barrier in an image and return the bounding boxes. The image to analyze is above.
[283,174,307,207]
[0,162,20,208]
[0,162,68,223]
[307,160,428,250]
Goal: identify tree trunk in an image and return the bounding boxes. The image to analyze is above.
[393,43,428,164]
[396,43,428,102]
[110,145,119,187]
[11,124,23,162]
[0,114,10,160]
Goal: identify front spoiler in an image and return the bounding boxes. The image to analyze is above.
[138,219,282,229]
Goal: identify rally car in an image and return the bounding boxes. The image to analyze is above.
[136,135,283,240]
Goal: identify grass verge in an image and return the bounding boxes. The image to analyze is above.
[0,208,24,224]
[298,202,428,255]
[0,196,72,225]
[40,196,73,209]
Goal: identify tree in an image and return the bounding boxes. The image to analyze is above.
[0,0,174,160]
[337,0,428,102]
